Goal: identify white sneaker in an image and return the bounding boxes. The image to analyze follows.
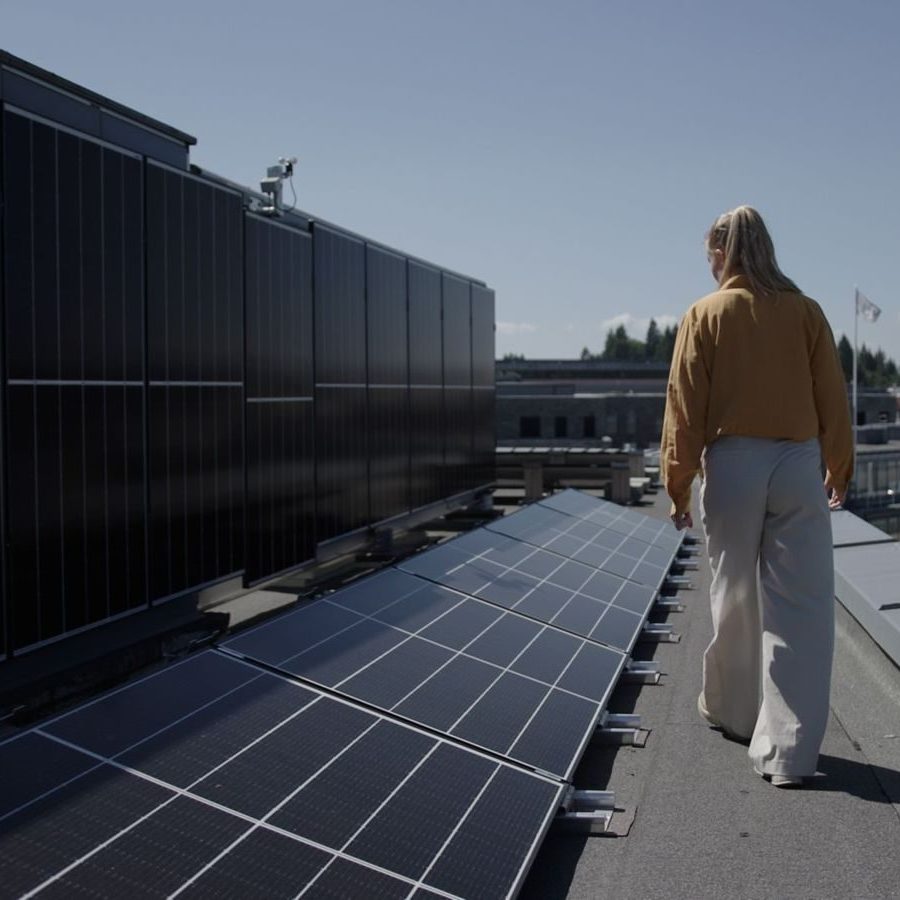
[753,765,804,788]
[769,774,804,788]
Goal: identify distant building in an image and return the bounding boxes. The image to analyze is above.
[496,359,899,449]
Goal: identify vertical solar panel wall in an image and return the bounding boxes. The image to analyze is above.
[2,109,147,653]
[146,163,244,602]
[0,55,495,663]
[408,261,445,511]
[442,274,473,499]
[244,215,316,583]
[471,284,497,489]
[313,224,369,544]
[366,246,410,526]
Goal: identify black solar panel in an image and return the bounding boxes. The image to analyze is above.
[398,529,655,653]
[486,503,674,592]
[539,489,683,553]
[222,568,624,779]
[4,651,564,899]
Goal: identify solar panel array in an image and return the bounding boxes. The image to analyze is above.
[222,568,625,780]
[0,98,496,656]
[2,652,563,899]
[399,528,658,653]
[5,492,685,898]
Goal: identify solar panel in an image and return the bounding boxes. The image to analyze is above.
[3,651,565,899]
[539,489,683,553]
[397,529,656,653]
[486,504,674,591]
[222,568,625,780]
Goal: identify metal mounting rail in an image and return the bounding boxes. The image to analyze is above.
[593,711,646,746]
[555,787,617,834]
[640,622,680,643]
[655,597,684,612]
[664,574,694,590]
[621,659,660,684]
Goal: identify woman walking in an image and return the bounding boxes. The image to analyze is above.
[660,206,853,787]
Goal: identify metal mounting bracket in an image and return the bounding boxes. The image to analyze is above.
[640,622,680,643]
[621,658,660,683]
[555,788,617,834]
[593,711,646,746]
[655,597,684,613]
[664,574,694,590]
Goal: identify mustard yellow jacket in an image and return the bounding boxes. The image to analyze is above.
[661,274,853,516]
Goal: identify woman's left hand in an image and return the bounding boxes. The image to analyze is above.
[671,511,693,531]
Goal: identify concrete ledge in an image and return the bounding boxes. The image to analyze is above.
[831,509,897,547]
[834,514,900,668]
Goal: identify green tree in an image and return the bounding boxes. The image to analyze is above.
[837,334,853,383]
[580,346,593,360]
[658,324,678,363]
[645,319,660,360]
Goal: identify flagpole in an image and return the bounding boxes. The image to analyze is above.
[852,285,858,450]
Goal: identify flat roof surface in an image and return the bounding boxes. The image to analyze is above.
[521,488,900,899]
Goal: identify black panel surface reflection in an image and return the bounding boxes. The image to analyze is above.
[315,385,368,541]
[441,274,471,387]
[17,650,563,899]
[148,386,243,601]
[146,164,244,601]
[487,503,674,591]
[408,262,442,387]
[3,110,147,651]
[246,401,316,582]
[540,489,683,552]
[367,246,410,523]
[471,284,495,389]
[313,225,366,385]
[224,566,624,778]
[443,387,473,499]
[245,216,315,581]
[369,388,410,524]
[245,217,314,400]
[398,528,653,652]
[410,389,444,511]
[471,284,496,492]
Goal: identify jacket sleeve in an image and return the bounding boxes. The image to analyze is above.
[661,310,710,516]
[810,306,853,492]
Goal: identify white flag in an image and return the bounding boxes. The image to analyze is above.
[856,291,882,323]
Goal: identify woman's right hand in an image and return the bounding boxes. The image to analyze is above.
[824,474,846,510]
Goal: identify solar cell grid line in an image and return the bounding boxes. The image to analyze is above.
[502,502,678,570]
[5,650,565,900]
[18,726,423,900]
[397,529,654,653]
[221,569,624,779]
[539,489,683,553]
[485,504,675,592]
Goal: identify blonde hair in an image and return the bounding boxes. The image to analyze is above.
[706,205,800,295]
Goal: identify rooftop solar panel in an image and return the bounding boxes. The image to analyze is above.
[222,568,625,780]
[486,504,673,592]
[397,529,656,654]
[539,489,683,553]
[5,651,565,899]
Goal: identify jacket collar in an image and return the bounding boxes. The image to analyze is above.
[720,274,751,291]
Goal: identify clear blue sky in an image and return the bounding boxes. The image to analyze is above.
[3,0,898,360]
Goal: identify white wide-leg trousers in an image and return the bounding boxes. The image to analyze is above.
[698,436,834,778]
